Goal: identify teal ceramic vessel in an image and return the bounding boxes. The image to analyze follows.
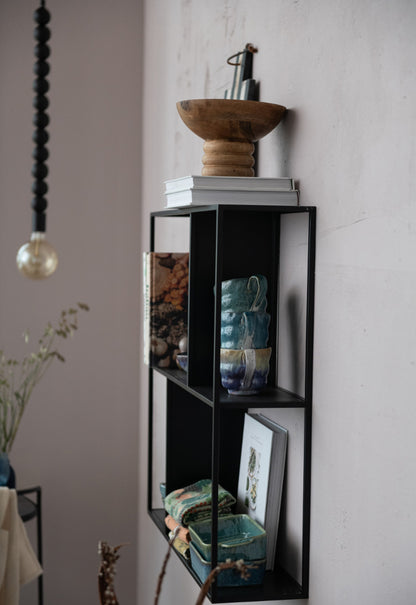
[188,514,267,562]
[221,311,270,349]
[220,347,271,395]
[221,274,268,313]
[189,542,266,586]
[0,452,11,486]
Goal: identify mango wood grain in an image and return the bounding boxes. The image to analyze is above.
[177,99,286,176]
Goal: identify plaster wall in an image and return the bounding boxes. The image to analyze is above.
[139,1,416,605]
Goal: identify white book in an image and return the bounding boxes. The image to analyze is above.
[165,175,295,193]
[237,413,288,570]
[165,187,299,208]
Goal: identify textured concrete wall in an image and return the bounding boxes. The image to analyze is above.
[138,1,416,604]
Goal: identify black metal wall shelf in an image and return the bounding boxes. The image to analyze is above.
[147,203,316,602]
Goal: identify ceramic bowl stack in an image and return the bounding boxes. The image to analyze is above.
[188,514,267,586]
[220,274,271,395]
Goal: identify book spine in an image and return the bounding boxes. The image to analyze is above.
[145,252,189,368]
[164,176,295,193]
[143,251,151,365]
[165,189,299,208]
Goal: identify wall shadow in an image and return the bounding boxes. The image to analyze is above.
[257,107,298,183]
[286,289,302,394]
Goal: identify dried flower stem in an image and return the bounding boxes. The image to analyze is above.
[154,526,180,605]
[98,541,128,605]
[153,528,253,605]
[194,560,251,605]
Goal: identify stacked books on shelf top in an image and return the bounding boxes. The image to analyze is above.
[164,175,299,208]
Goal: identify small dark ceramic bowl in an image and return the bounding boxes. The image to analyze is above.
[176,354,188,372]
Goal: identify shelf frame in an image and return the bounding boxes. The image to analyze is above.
[147,204,316,602]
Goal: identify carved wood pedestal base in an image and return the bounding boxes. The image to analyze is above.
[202,140,255,177]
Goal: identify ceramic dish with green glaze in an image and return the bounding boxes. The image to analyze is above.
[188,514,267,562]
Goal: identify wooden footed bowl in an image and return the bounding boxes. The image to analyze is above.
[176,99,286,177]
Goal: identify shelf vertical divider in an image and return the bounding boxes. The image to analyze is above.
[301,207,316,596]
[188,210,216,389]
[270,212,281,387]
[147,214,156,514]
[210,206,225,601]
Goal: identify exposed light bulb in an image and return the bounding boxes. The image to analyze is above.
[16,231,58,279]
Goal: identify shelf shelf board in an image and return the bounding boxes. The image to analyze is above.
[217,386,306,409]
[151,205,315,219]
[148,508,305,602]
[152,367,307,409]
[153,366,189,389]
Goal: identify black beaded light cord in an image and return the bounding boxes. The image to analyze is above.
[32,0,51,233]
[16,0,58,279]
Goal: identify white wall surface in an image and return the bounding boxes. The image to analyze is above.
[138,1,416,605]
[0,1,141,603]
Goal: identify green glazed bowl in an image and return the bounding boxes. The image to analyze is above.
[221,311,270,349]
[221,274,268,313]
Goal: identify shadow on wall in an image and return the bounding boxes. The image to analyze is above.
[287,289,303,394]
[276,485,301,584]
[256,108,297,179]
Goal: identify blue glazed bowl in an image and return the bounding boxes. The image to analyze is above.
[176,354,188,372]
[221,311,270,349]
[220,347,271,395]
[221,274,268,313]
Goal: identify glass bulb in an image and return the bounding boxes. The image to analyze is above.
[16,232,58,279]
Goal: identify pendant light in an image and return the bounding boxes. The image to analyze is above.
[16,0,58,279]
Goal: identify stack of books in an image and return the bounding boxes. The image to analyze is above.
[164,175,299,208]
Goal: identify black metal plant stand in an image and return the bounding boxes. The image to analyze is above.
[18,487,43,605]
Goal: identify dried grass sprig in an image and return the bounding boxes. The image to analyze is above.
[0,303,89,453]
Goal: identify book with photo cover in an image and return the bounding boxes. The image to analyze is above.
[143,251,189,368]
[237,413,288,570]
